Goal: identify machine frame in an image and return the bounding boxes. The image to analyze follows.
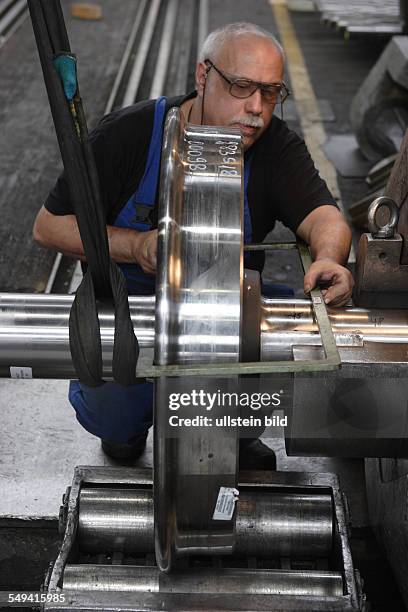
[44,466,365,612]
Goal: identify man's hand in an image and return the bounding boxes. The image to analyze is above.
[296,206,354,307]
[33,207,160,272]
[132,229,158,274]
[304,259,354,307]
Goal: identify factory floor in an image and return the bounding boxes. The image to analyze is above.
[1,376,404,609]
[0,0,406,610]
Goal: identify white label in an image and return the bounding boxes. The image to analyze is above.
[312,296,322,305]
[10,366,33,379]
[212,487,239,520]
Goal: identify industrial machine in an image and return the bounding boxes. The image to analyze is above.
[351,124,408,606]
[3,107,408,610]
[350,35,408,162]
[43,466,361,611]
[0,0,402,609]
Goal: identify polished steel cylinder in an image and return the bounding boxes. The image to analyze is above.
[0,293,155,378]
[261,298,408,338]
[261,298,408,360]
[78,488,333,558]
[63,565,343,597]
[1,294,408,377]
[235,491,333,558]
[79,488,154,554]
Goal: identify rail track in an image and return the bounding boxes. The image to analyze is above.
[0,0,29,49]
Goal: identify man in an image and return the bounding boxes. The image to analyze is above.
[33,22,354,467]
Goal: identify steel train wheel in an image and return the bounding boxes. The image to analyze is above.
[153,108,244,571]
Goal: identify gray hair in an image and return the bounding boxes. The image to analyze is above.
[199,22,285,64]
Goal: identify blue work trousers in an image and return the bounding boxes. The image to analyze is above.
[69,379,153,443]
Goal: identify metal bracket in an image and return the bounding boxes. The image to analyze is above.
[136,239,341,377]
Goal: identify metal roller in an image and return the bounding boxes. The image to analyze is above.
[235,491,333,558]
[78,488,333,558]
[78,488,154,555]
[63,565,344,597]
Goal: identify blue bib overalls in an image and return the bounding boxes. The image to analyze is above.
[69,98,293,443]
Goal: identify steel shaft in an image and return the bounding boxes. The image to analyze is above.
[0,293,155,378]
[261,298,408,360]
[78,487,333,558]
[1,294,408,378]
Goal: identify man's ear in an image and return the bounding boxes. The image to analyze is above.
[195,62,208,97]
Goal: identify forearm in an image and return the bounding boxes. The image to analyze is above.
[308,219,351,265]
[33,208,142,263]
[107,225,144,263]
[297,205,354,305]
[297,206,352,265]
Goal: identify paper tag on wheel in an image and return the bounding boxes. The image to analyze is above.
[213,487,239,520]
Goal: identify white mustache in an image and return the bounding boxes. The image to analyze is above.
[230,116,264,128]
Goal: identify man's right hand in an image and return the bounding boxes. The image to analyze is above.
[33,207,159,273]
[132,229,158,274]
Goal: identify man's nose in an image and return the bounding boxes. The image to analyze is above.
[245,88,263,115]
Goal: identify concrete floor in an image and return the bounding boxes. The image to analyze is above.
[0,379,151,519]
[0,377,366,525]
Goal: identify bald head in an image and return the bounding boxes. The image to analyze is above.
[215,33,284,84]
[199,22,285,66]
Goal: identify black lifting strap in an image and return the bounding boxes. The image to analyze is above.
[28,0,138,386]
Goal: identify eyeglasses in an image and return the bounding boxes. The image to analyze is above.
[204,59,290,105]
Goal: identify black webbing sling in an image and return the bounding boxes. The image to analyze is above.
[28,0,138,386]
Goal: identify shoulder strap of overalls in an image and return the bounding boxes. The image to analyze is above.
[113,96,167,295]
[113,96,167,231]
[136,95,168,204]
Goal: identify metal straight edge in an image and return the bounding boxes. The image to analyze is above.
[249,240,340,368]
[136,240,341,378]
[137,239,340,376]
[244,242,298,251]
[136,358,340,377]
[297,240,341,368]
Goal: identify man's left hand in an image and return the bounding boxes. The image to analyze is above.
[304,259,354,307]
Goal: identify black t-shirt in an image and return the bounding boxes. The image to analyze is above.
[45,92,337,270]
